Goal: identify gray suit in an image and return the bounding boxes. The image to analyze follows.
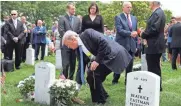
[58,14,81,80]
[113,13,138,83]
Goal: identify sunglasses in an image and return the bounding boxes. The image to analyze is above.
[11,14,16,16]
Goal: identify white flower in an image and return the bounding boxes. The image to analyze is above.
[17,84,24,88]
[29,76,35,79]
[19,81,25,85]
[24,77,30,81]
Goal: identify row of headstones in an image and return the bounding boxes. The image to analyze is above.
[34,61,160,106]
[26,42,62,70]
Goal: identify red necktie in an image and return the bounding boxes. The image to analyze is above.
[127,14,132,31]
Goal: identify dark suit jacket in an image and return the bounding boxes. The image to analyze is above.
[58,14,81,49]
[21,24,31,44]
[115,13,138,53]
[6,19,24,43]
[79,29,132,74]
[58,14,81,37]
[142,8,166,54]
[170,22,181,48]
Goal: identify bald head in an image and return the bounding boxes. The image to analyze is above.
[37,20,43,27]
[21,16,26,23]
[11,10,18,19]
[122,1,132,14]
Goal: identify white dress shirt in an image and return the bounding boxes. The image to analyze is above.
[12,18,17,29]
[124,13,132,27]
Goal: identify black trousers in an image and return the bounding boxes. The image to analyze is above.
[7,42,21,68]
[21,42,30,62]
[146,53,162,89]
[172,48,181,70]
[112,51,134,84]
[87,64,111,103]
[61,47,76,80]
[35,43,46,60]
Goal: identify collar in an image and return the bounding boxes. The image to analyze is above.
[123,12,131,18]
[77,37,83,46]
[12,18,17,21]
[67,12,74,17]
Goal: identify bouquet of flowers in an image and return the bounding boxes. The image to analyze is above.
[133,63,141,71]
[17,76,35,100]
[49,79,78,106]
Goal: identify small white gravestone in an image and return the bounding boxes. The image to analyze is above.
[55,40,60,50]
[126,71,160,106]
[26,45,35,65]
[45,45,48,56]
[35,62,55,105]
[141,54,148,71]
[55,49,62,70]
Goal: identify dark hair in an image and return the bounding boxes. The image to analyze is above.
[88,2,99,15]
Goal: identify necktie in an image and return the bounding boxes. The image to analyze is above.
[79,46,85,84]
[69,16,73,26]
[127,14,132,31]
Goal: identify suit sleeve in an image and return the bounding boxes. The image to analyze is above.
[115,16,131,37]
[87,29,108,63]
[142,13,161,39]
[6,23,15,40]
[78,18,82,34]
[18,23,25,40]
[58,17,65,38]
[81,16,86,32]
[100,15,104,33]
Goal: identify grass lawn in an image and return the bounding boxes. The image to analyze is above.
[1,55,181,106]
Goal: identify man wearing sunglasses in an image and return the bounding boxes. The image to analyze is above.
[5,10,24,70]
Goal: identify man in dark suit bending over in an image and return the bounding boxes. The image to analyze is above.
[62,29,132,104]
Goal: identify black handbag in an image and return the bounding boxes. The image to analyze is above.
[1,59,14,72]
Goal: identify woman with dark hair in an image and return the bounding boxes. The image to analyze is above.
[81,2,104,33]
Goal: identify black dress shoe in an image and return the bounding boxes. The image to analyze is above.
[16,66,21,70]
[35,58,39,61]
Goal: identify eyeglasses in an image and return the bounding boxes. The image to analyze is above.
[11,14,16,16]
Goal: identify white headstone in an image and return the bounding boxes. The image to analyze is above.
[55,49,62,70]
[126,71,160,106]
[55,40,60,50]
[25,45,35,65]
[141,54,148,71]
[45,45,48,56]
[35,62,55,105]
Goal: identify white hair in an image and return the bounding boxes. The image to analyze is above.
[123,1,132,7]
[62,30,79,45]
[152,1,161,6]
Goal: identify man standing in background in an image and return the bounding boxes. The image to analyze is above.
[141,1,166,91]
[113,1,138,85]
[6,10,25,69]
[58,3,81,80]
[20,16,31,63]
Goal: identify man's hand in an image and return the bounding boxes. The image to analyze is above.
[13,37,18,43]
[131,31,138,38]
[90,61,99,71]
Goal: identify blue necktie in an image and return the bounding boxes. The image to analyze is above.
[79,46,85,84]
